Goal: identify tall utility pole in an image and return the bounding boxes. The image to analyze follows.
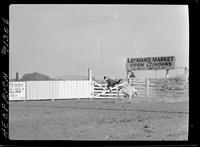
[100,25,103,76]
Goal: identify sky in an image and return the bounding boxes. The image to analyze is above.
[9,4,189,79]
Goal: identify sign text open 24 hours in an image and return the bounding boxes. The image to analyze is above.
[126,56,175,71]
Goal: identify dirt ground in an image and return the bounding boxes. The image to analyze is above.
[9,97,189,140]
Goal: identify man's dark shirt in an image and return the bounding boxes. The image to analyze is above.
[105,78,121,90]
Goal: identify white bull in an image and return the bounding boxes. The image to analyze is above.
[118,84,138,102]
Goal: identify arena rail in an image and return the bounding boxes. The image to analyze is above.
[9,67,188,101]
[9,80,93,101]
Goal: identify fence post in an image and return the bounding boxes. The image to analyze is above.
[89,68,93,100]
[90,81,94,100]
[51,81,55,101]
[166,69,169,79]
[145,78,149,98]
[88,68,92,82]
[25,81,27,101]
[184,67,188,83]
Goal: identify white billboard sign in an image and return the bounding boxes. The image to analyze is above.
[9,82,25,101]
[126,56,175,71]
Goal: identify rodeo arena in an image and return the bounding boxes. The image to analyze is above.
[9,56,189,140]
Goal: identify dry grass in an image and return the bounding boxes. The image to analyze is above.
[9,98,189,140]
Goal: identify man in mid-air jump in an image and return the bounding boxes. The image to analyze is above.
[103,76,122,92]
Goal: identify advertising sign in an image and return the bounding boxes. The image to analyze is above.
[9,82,25,100]
[126,56,175,71]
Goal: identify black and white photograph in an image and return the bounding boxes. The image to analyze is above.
[8,4,189,140]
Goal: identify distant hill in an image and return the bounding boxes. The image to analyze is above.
[15,72,124,83]
[9,78,17,82]
[20,72,51,81]
[55,75,89,80]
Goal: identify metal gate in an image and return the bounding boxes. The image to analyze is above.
[92,81,127,98]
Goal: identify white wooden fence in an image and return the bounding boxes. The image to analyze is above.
[9,78,188,101]
[129,78,189,98]
[92,81,127,98]
[9,80,93,101]
[92,78,189,99]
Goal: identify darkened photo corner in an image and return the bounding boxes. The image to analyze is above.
[0,2,9,144]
